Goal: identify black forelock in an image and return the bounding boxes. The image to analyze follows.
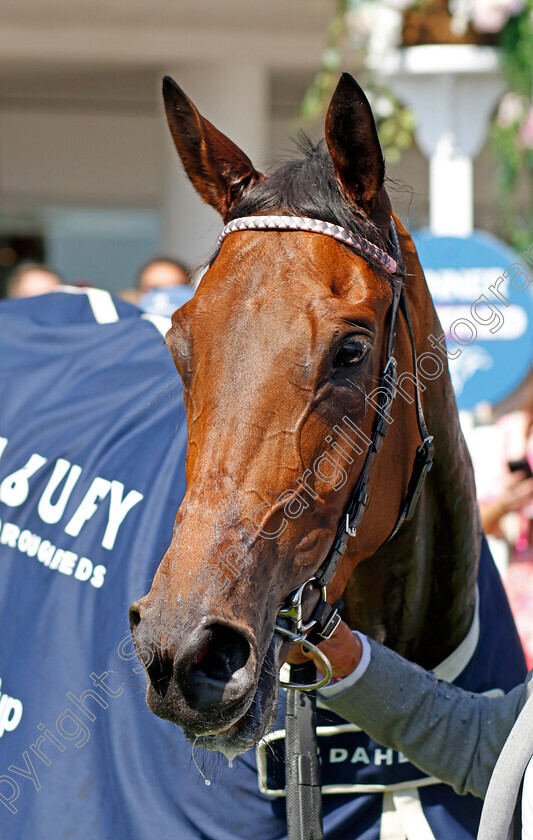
[227,135,383,247]
[197,136,391,278]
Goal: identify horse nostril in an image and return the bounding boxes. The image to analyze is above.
[193,640,211,667]
[139,620,256,715]
[129,605,141,630]
[193,624,251,683]
[146,654,174,700]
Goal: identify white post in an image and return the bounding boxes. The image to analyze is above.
[383,45,504,237]
[159,63,268,268]
[430,137,473,236]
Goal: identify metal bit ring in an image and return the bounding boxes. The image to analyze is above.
[278,637,333,690]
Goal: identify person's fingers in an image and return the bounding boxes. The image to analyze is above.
[506,477,533,510]
[507,470,527,487]
[284,620,364,678]
[297,620,363,677]
[285,646,311,665]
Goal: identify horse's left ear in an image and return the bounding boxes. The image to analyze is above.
[325,73,385,217]
[162,75,264,220]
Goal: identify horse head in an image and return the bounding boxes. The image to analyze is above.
[129,73,472,758]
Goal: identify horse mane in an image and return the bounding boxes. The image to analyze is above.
[228,135,384,247]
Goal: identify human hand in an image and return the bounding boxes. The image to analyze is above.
[501,472,533,513]
[285,619,363,679]
[480,471,533,535]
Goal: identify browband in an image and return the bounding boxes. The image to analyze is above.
[219,215,400,276]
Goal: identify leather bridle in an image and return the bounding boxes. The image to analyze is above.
[218,214,434,690]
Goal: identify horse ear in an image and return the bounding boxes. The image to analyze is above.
[162,75,264,220]
[325,73,385,216]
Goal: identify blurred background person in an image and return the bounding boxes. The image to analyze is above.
[465,391,533,667]
[7,263,62,298]
[480,466,533,539]
[138,256,190,293]
[470,392,533,549]
[121,255,195,316]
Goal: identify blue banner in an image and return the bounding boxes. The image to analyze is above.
[413,230,533,411]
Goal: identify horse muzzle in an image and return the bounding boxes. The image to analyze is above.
[129,599,260,734]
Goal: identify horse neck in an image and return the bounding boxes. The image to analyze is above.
[343,238,480,669]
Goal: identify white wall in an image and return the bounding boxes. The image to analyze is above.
[0,110,162,208]
[0,67,519,292]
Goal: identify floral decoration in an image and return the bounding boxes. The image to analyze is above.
[299,0,532,248]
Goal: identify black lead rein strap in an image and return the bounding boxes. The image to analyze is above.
[284,661,324,840]
[218,213,434,840]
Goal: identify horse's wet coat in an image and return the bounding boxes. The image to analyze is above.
[125,73,526,836]
[130,73,485,758]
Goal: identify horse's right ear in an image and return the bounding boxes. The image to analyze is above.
[162,76,264,221]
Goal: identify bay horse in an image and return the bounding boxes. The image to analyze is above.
[129,73,525,834]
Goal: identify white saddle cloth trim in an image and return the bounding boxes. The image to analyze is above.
[380,790,437,840]
[140,313,171,337]
[54,287,172,339]
[55,285,119,324]
[256,723,443,797]
[432,586,480,683]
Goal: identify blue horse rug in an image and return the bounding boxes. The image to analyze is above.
[0,289,526,840]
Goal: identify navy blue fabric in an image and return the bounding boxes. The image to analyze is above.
[0,292,527,839]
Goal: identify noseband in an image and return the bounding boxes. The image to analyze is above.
[219,214,434,690]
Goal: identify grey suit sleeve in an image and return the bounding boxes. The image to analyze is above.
[321,638,533,798]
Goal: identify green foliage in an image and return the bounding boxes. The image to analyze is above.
[299,0,533,250]
[374,98,416,164]
[499,4,533,99]
[297,0,349,123]
[295,0,415,164]
[492,0,533,250]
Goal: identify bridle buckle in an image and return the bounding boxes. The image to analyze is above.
[345,514,357,538]
[275,577,337,690]
[318,607,341,641]
[383,356,397,378]
[276,578,326,636]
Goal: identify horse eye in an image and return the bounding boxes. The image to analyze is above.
[333,339,368,368]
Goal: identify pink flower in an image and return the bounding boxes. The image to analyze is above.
[497,92,527,128]
[471,0,525,33]
[519,104,533,150]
